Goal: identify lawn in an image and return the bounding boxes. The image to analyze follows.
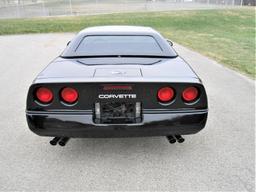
[0,8,254,77]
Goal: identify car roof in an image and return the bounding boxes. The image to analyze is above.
[61,25,178,57]
[78,26,157,35]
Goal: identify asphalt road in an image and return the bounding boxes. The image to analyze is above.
[0,34,254,191]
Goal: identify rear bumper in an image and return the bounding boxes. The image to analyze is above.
[26,109,208,138]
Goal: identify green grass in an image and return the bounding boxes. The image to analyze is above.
[0,8,255,77]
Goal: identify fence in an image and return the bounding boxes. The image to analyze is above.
[0,0,250,19]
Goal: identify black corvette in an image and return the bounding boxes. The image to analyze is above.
[26,26,208,146]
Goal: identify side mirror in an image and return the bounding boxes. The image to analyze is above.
[67,41,71,46]
[166,39,173,46]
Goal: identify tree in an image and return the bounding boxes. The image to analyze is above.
[243,0,256,6]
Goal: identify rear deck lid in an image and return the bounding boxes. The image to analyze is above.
[36,56,198,83]
[94,68,142,78]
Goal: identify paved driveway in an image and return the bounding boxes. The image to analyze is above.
[0,34,254,191]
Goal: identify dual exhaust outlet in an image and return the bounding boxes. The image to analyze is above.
[166,135,185,144]
[49,135,184,146]
[50,137,70,146]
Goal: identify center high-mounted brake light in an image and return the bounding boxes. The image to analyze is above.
[103,85,132,91]
[36,87,53,104]
[60,87,78,104]
[157,87,175,103]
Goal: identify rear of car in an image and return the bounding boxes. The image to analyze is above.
[26,26,208,143]
[27,81,207,137]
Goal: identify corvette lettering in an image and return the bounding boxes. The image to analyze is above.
[98,94,136,99]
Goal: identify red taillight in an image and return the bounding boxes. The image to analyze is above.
[182,87,199,102]
[60,87,78,104]
[157,87,175,103]
[36,87,53,104]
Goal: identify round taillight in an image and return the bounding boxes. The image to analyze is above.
[60,87,78,104]
[182,87,199,102]
[157,87,175,103]
[36,87,53,104]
